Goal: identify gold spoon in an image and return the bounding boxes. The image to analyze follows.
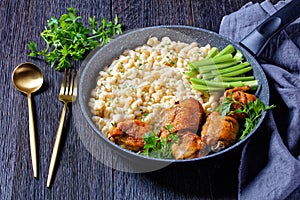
[12,62,43,178]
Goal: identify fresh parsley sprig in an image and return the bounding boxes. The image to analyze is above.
[217,95,275,141]
[237,99,275,140]
[28,8,122,70]
[142,125,179,159]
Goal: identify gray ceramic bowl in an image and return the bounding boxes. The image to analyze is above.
[77,25,269,171]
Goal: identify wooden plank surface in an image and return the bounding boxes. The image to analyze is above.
[1,0,276,199]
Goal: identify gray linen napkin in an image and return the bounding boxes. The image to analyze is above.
[219,0,300,199]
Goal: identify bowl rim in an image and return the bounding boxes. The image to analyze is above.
[78,25,270,163]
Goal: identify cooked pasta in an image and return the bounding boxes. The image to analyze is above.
[89,37,219,136]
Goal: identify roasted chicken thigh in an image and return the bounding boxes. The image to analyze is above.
[109,119,152,151]
[222,86,257,121]
[200,112,240,152]
[160,97,205,139]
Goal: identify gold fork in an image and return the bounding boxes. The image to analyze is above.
[46,69,78,188]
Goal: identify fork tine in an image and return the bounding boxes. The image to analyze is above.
[65,69,73,95]
[73,70,78,98]
[68,69,74,96]
[60,69,67,95]
[67,69,72,95]
[48,68,77,188]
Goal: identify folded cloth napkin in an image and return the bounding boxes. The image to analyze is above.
[219,0,300,199]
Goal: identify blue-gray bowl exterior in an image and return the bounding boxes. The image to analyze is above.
[78,25,270,163]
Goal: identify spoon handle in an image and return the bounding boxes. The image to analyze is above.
[27,94,38,178]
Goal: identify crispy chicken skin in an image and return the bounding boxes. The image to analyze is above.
[161,98,205,139]
[222,86,257,121]
[172,131,209,159]
[201,112,239,152]
[109,94,244,158]
[159,97,206,159]
[223,85,257,106]
[109,119,152,151]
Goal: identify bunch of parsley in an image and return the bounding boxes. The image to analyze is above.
[28,8,122,70]
[217,95,275,141]
[141,125,179,159]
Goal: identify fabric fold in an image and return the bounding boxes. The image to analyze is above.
[219,0,300,199]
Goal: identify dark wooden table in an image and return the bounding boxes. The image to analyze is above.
[1,0,279,199]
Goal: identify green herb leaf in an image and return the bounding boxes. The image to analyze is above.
[28,40,38,57]
[238,99,275,140]
[141,126,179,159]
[217,95,275,141]
[28,8,122,70]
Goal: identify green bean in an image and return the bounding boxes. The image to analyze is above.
[197,60,240,74]
[215,76,255,82]
[191,78,258,91]
[221,66,252,77]
[204,47,218,59]
[215,44,235,57]
[191,54,234,68]
[211,62,250,75]
[184,68,198,77]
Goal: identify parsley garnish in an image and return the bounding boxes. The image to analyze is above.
[28,8,122,70]
[140,113,149,121]
[238,100,275,140]
[217,96,275,141]
[141,126,179,159]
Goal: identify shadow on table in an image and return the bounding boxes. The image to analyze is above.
[143,150,241,199]
[73,100,240,198]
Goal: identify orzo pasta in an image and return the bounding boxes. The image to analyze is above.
[89,37,219,136]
